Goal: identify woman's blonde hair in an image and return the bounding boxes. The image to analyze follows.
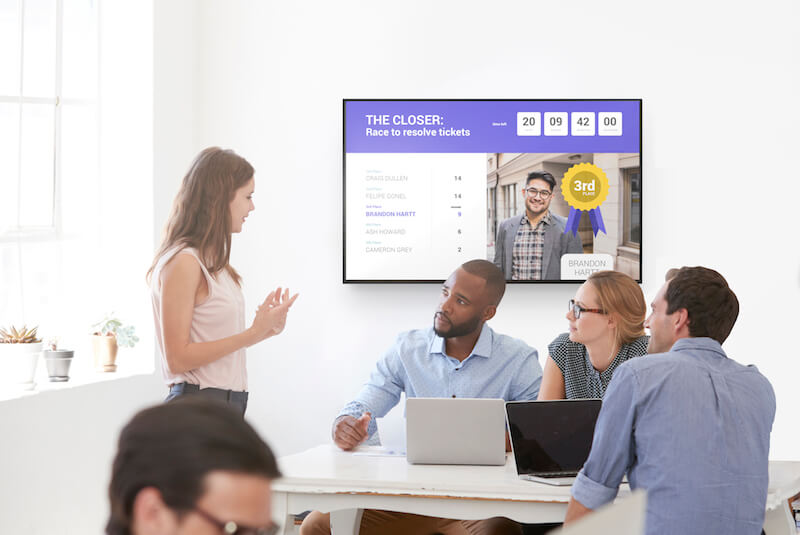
[147,147,254,286]
[586,270,646,347]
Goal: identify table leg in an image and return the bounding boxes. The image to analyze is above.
[330,508,364,535]
[272,491,293,535]
[763,500,795,535]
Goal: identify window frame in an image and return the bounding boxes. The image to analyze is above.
[0,0,99,241]
[622,166,641,248]
[502,182,518,219]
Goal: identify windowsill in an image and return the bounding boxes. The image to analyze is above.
[617,244,640,258]
[0,367,156,402]
[0,340,157,402]
[0,226,61,245]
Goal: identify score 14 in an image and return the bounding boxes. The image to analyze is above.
[453,175,464,253]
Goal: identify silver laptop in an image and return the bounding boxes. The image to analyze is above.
[405,397,506,465]
[506,399,602,485]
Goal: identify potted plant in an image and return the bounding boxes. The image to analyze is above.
[91,314,139,372]
[43,336,74,382]
[0,325,43,390]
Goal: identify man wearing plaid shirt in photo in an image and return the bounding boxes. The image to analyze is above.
[493,171,583,281]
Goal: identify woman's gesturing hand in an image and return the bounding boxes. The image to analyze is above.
[250,287,299,343]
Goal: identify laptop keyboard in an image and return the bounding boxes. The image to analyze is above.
[537,471,578,478]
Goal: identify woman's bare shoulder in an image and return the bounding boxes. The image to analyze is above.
[160,251,202,283]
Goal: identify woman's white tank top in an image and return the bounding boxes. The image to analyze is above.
[151,245,247,391]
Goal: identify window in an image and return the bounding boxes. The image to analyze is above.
[502,183,518,219]
[0,1,156,400]
[486,185,496,241]
[0,0,98,236]
[1,0,102,379]
[623,167,641,247]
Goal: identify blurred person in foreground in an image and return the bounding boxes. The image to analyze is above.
[106,397,281,535]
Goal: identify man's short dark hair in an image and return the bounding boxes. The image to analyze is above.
[664,266,739,344]
[460,259,506,306]
[106,398,281,535]
[525,171,556,192]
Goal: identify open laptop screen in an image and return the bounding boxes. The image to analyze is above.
[506,399,602,475]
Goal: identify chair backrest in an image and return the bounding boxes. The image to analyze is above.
[548,490,647,535]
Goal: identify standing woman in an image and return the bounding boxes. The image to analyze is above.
[147,147,297,415]
[538,270,647,400]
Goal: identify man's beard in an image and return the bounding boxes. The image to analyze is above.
[526,200,547,216]
[433,312,482,338]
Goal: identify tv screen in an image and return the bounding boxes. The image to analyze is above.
[344,99,641,283]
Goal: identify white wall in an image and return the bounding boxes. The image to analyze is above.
[153,0,200,247]
[0,376,164,532]
[2,1,798,533]
[172,0,800,460]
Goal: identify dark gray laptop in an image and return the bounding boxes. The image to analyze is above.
[505,399,602,485]
[406,397,506,465]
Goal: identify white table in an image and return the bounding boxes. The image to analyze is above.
[271,445,800,535]
[271,445,599,535]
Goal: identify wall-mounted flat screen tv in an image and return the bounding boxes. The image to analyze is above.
[344,99,641,283]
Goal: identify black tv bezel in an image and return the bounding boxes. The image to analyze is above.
[343,98,643,285]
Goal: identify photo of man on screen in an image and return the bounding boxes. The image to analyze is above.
[493,171,584,280]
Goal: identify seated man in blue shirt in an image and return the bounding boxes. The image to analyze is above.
[564,267,776,535]
[301,259,542,535]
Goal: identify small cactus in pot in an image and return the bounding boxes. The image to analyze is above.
[0,325,41,344]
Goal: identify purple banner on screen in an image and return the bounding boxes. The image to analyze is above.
[345,100,640,153]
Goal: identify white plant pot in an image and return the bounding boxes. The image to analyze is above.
[0,342,43,390]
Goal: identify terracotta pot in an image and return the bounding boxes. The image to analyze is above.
[91,335,118,372]
[0,342,42,390]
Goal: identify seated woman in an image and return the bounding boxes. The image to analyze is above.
[539,270,648,400]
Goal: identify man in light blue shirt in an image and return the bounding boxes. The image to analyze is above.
[333,260,542,449]
[301,260,542,535]
[565,267,776,535]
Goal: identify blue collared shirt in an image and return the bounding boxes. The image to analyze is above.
[338,323,542,442]
[571,337,776,535]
